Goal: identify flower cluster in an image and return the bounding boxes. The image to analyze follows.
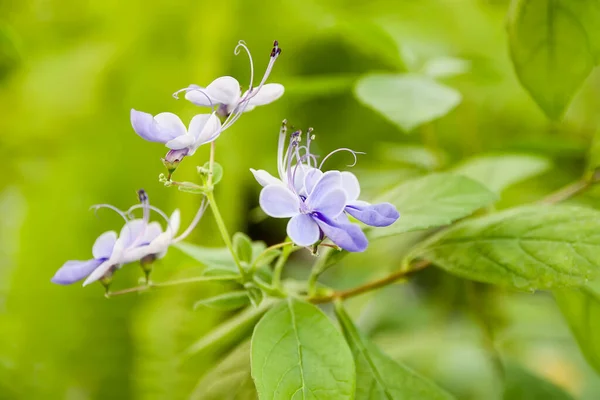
[52,190,206,287]
[53,39,400,291]
[251,121,399,252]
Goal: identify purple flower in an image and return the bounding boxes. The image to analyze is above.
[174,41,283,123]
[53,191,207,287]
[251,123,399,252]
[130,110,221,158]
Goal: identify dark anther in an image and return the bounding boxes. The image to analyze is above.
[137,189,148,202]
[271,40,281,57]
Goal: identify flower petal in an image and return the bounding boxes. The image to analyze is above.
[92,231,118,260]
[82,259,117,287]
[304,168,323,195]
[250,168,282,187]
[142,221,163,244]
[307,171,342,205]
[154,112,187,138]
[193,113,222,146]
[314,215,368,252]
[346,201,400,227]
[184,85,217,107]
[118,219,147,249]
[341,171,361,202]
[51,259,103,285]
[286,214,320,246]
[131,109,168,143]
[246,83,285,106]
[259,185,300,218]
[168,209,181,236]
[165,134,195,150]
[206,76,241,105]
[310,189,347,218]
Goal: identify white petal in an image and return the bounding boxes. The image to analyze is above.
[286,214,320,246]
[246,83,285,106]
[169,209,181,236]
[165,134,195,150]
[259,185,300,218]
[194,113,222,146]
[142,221,163,244]
[92,231,118,259]
[341,171,361,202]
[118,219,146,249]
[184,86,217,107]
[154,113,187,138]
[250,168,282,187]
[82,259,115,286]
[206,76,241,105]
[304,169,324,195]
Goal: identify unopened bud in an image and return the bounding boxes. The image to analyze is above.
[161,148,189,178]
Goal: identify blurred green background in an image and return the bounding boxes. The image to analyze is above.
[2,0,600,399]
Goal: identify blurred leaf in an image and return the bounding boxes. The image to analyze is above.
[174,241,264,275]
[507,0,599,119]
[421,57,471,79]
[376,143,444,170]
[415,205,600,290]
[335,303,455,400]
[200,162,224,186]
[233,232,254,264]
[355,73,462,132]
[251,298,355,399]
[194,291,250,311]
[191,341,257,400]
[371,173,497,239]
[183,300,275,359]
[503,362,573,399]
[588,129,600,175]
[284,75,357,98]
[245,284,264,308]
[452,154,551,194]
[555,282,600,375]
[253,249,281,268]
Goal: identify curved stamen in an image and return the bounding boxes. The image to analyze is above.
[173,197,208,243]
[173,86,216,113]
[234,40,255,92]
[277,120,288,180]
[242,40,281,103]
[127,204,172,232]
[90,204,129,223]
[319,148,366,170]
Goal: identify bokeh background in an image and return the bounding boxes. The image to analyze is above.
[2,0,600,399]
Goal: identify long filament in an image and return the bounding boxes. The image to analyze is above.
[173,198,208,243]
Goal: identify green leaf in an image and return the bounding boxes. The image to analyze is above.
[452,154,551,194]
[414,205,600,290]
[370,173,498,239]
[507,0,599,119]
[251,298,355,399]
[354,73,462,132]
[253,249,281,268]
[503,362,573,400]
[555,282,600,375]
[587,129,600,175]
[191,341,257,400]
[421,56,471,79]
[194,291,250,311]
[234,232,254,264]
[199,161,224,185]
[335,303,455,400]
[246,284,264,308]
[174,241,264,275]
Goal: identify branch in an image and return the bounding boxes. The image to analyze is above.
[540,178,591,204]
[309,260,430,304]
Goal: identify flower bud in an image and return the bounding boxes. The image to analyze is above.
[162,148,189,178]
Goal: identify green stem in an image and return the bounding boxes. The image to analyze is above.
[206,191,245,277]
[106,274,240,297]
[272,244,293,291]
[207,141,216,187]
[307,247,334,297]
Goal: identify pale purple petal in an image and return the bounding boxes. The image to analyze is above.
[82,259,117,287]
[119,219,147,249]
[131,109,168,143]
[291,164,310,195]
[341,171,361,202]
[306,171,342,203]
[259,185,300,218]
[286,214,320,246]
[92,231,118,260]
[51,259,103,285]
[165,134,195,150]
[309,189,346,218]
[314,214,368,252]
[184,85,218,107]
[246,83,285,106]
[194,113,222,146]
[250,168,282,187]
[303,168,323,195]
[346,201,400,227]
[154,112,187,138]
[142,221,163,244]
[205,76,241,105]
